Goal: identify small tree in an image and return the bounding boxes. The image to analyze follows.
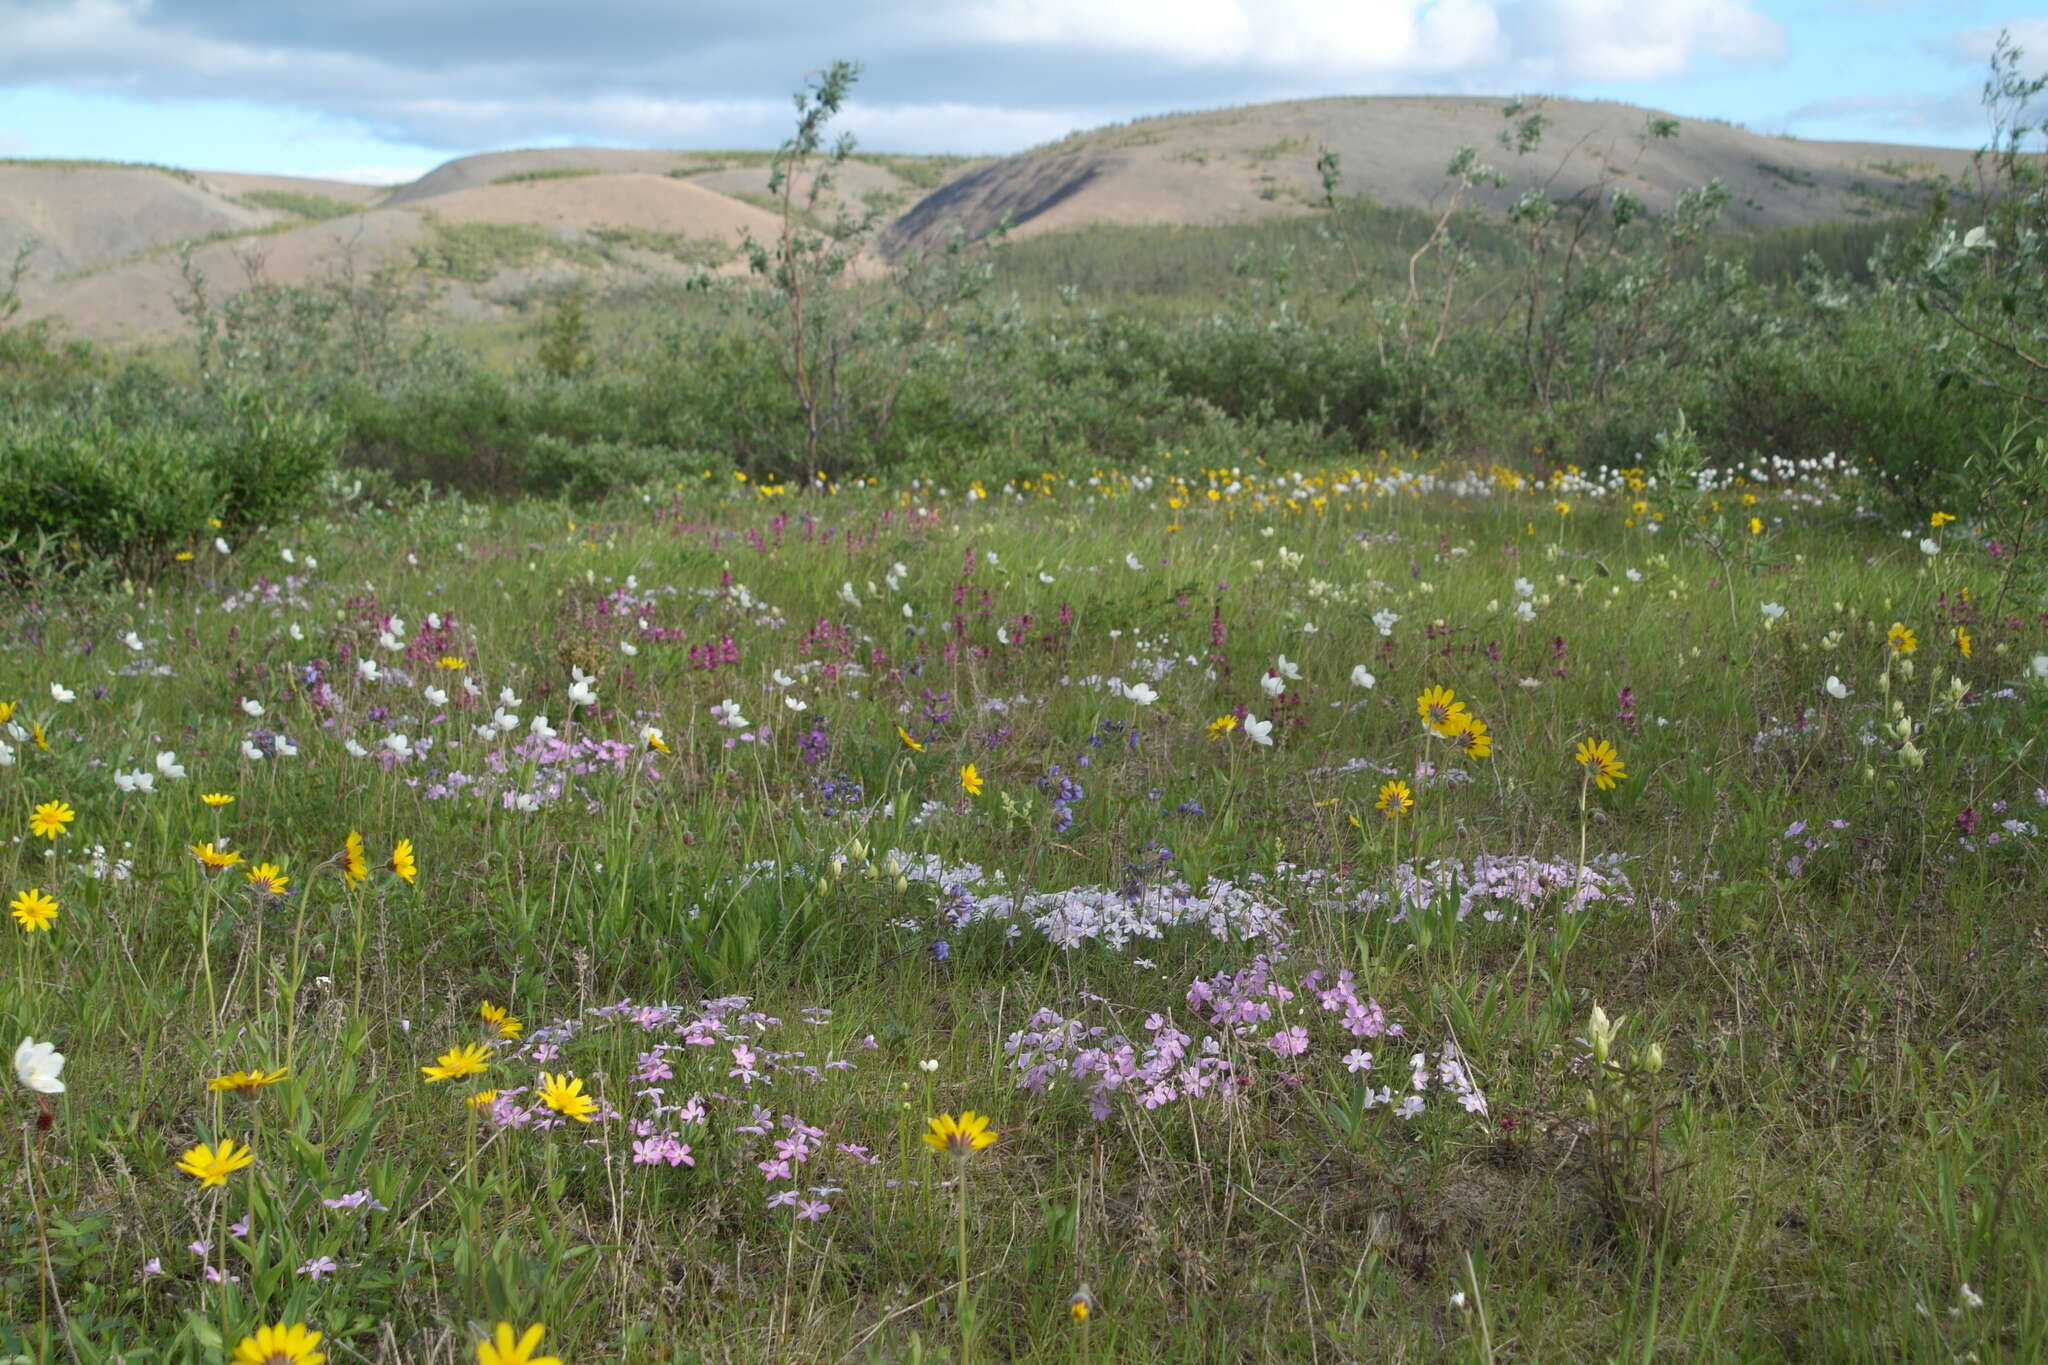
[537,282,596,379]
[1916,31,2048,414]
[1491,105,1739,418]
[1314,141,1506,367]
[733,61,1020,477]
[741,60,879,473]
[1,238,32,331]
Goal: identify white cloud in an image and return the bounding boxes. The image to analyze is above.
[961,0,1507,74]
[1787,91,1981,134]
[958,0,1782,82]
[294,163,433,186]
[0,127,24,154]
[1927,19,2048,67]
[1511,0,1787,82]
[0,0,1799,159]
[842,101,1101,153]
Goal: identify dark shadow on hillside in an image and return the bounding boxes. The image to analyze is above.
[881,153,1103,260]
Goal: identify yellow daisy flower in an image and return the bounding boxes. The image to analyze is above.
[176,1138,255,1186]
[536,1071,598,1122]
[960,763,984,797]
[245,862,290,895]
[1414,686,1468,737]
[231,1323,325,1365]
[422,1043,492,1083]
[1574,737,1628,790]
[1448,714,1492,759]
[209,1067,289,1097]
[389,838,417,884]
[475,1322,561,1365]
[190,841,245,872]
[29,800,75,840]
[341,831,368,886]
[923,1109,999,1156]
[480,1001,523,1039]
[10,887,58,932]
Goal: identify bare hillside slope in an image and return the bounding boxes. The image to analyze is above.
[882,96,1978,257]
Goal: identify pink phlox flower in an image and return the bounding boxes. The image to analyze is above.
[1267,1025,1310,1058]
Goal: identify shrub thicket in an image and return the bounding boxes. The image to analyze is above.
[0,396,339,575]
[1,46,2040,562]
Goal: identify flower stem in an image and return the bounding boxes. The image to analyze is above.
[955,1161,973,1364]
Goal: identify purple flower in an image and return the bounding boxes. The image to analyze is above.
[322,1188,388,1212]
[1267,1026,1310,1058]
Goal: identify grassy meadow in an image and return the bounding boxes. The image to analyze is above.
[5,456,2047,1362]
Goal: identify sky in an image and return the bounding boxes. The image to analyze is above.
[0,1,2041,184]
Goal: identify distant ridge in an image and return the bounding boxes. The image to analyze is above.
[0,94,1982,340]
[881,95,1978,258]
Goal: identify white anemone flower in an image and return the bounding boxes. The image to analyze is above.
[15,1038,65,1094]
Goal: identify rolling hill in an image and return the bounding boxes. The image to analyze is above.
[0,96,1984,342]
[880,96,1979,258]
